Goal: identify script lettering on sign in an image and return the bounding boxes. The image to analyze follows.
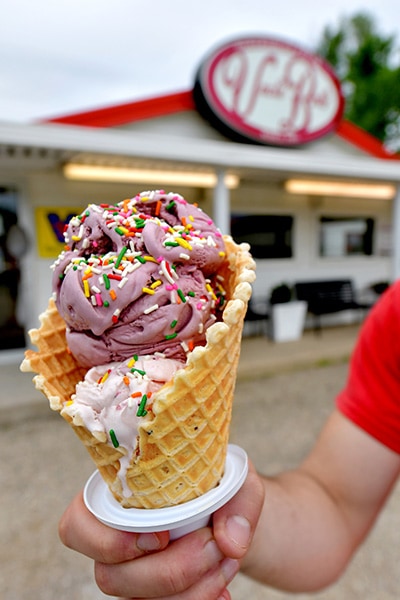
[194,37,344,146]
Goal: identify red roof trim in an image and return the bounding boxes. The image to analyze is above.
[44,90,196,128]
[43,88,400,160]
[336,120,400,160]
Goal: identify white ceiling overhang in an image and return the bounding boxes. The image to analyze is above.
[0,120,399,185]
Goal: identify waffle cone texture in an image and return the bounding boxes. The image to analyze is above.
[21,236,255,508]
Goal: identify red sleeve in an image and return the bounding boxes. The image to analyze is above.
[336,281,400,454]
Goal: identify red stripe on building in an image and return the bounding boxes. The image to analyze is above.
[336,120,400,160]
[44,90,195,128]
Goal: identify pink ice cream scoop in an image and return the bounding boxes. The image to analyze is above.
[51,190,227,367]
[61,354,185,496]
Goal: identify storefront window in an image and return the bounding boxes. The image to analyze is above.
[0,187,27,350]
[231,214,293,259]
[319,217,374,257]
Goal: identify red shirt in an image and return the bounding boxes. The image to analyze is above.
[337,281,400,454]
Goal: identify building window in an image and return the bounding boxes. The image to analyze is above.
[319,217,374,257]
[0,186,27,349]
[231,214,293,259]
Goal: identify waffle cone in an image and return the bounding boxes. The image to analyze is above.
[21,236,255,508]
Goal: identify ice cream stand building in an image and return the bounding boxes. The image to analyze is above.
[1,35,400,354]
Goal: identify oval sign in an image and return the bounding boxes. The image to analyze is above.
[193,36,345,146]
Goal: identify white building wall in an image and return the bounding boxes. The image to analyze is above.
[117,111,371,158]
[116,111,228,141]
[229,182,392,305]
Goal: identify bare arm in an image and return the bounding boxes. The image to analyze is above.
[235,410,400,591]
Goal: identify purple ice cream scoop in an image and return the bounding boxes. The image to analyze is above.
[51,190,227,367]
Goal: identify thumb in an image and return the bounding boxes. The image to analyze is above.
[212,460,265,559]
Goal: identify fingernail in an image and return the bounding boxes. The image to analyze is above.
[137,532,161,552]
[221,557,240,584]
[226,515,251,549]
[204,539,224,564]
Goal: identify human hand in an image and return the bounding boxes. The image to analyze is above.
[59,460,264,599]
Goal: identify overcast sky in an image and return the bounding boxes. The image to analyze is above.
[1,0,399,123]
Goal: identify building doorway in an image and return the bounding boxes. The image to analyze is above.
[0,187,28,349]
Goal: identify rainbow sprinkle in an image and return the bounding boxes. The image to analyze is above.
[109,429,120,448]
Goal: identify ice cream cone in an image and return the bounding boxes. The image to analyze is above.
[21,236,255,508]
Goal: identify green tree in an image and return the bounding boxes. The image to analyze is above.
[316,12,400,152]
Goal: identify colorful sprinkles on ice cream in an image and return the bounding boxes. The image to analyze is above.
[51,191,227,368]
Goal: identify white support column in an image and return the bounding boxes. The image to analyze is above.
[213,170,231,235]
[392,185,400,281]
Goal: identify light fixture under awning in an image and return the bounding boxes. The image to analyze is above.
[63,163,240,189]
[285,179,396,199]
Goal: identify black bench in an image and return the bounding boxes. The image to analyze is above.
[244,298,269,336]
[294,279,372,332]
